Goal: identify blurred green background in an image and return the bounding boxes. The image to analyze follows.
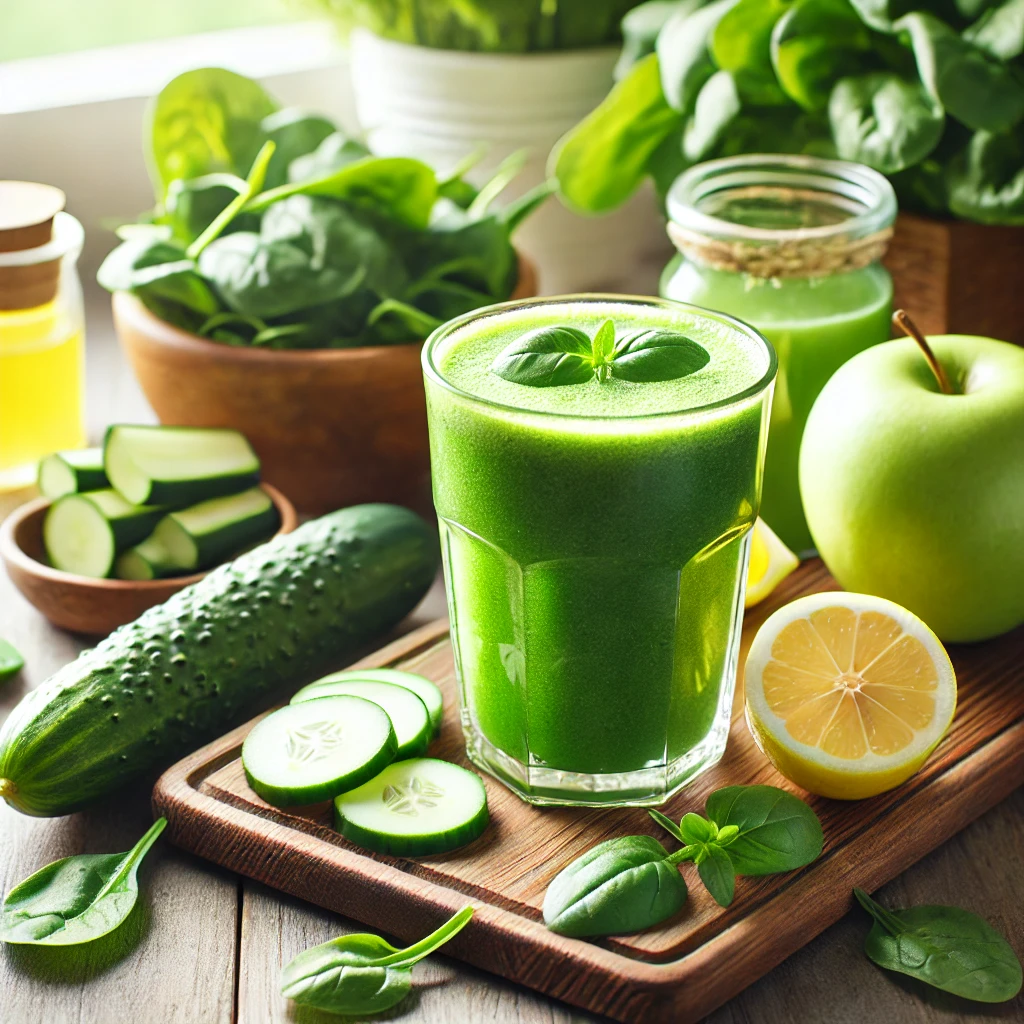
[1,0,298,61]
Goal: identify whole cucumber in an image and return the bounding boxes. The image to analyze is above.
[0,505,437,817]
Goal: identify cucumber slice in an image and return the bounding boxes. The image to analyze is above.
[292,680,431,758]
[242,696,397,808]
[114,533,180,581]
[43,490,165,578]
[299,669,444,735]
[153,487,279,572]
[38,449,108,498]
[105,424,260,506]
[333,758,489,856]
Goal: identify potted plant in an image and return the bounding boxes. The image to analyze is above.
[550,0,1024,342]
[100,68,542,515]
[313,0,673,293]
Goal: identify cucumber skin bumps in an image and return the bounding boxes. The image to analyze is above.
[0,505,437,817]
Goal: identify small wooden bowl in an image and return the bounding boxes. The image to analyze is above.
[114,254,539,517]
[0,483,297,636]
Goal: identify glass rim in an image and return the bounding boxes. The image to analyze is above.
[421,293,778,424]
[666,153,898,245]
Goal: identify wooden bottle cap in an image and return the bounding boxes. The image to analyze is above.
[0,181,68,310]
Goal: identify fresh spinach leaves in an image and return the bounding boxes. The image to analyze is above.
[100,68,548,349]
[543,785,822,937]
[553,0,1024,223]
[491,319,709,387]
[0,818,166,945]
[854,888,1023,1003]
[280,906,473,1015]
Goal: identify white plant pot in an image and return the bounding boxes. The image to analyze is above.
[349,29,671,295]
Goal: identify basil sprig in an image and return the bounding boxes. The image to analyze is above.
[280,906,473,1015]
[490,318,710,388]
[544,785,823,937]
[854,889,1023,1004]
[1,818,166,945]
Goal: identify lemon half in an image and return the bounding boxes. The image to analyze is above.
[745,519,799,608]
[744,591,956,800]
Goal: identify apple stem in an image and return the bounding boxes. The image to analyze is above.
[892,310,955,395]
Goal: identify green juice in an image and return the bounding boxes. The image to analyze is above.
[663,258,892,554]
[422,297,775,806]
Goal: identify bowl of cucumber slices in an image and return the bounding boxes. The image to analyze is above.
[0,425,297,635]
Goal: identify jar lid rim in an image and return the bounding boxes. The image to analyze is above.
[0,212,84,267]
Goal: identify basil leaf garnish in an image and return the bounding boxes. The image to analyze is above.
[0,818,166,945]
[854,889,1023,1003]
[489,325,594,387]
[490,319,710,388]
[704,784,823,875]
[610,328,711,382]
[697,844,736,908]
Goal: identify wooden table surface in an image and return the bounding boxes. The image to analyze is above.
[2,302,1022,1024]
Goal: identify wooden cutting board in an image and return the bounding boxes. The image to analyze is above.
[152,560,1024,1023]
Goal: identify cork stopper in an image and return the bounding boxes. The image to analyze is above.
[0,181,67,310]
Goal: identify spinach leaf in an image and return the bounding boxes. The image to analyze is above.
[610,327,710,381]
[1,819,166,945]
[287,132,371,184]
[711,0,792,105]
[704,785,823,874]
[410,211,518,298]
[697,844,736,907]
[616,0,695,81]
[0,637,23,682]
[898,12,1024,132]
[200,195,401,319]
[259,109,337,189]
[948,128,1024,223]
[491,325,595,387]
[658,0,737,113]
[846,0,920,30]
[684,70,743,161]
[829,72,944,173]
[281,907,473,1015]
[771,0,873,111]
[551,53,682,214]
[542,836,688,937]
[146,68,277,201]
[854,889,1023,1003]
[248,155,438,230]
[163,173,251,244]
[964,0,1024,62]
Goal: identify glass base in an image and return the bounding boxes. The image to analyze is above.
[0,462,38,492]
[462,713,732,808]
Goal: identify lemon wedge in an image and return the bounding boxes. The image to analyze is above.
[745,519,799,608]
[744,592,956,800]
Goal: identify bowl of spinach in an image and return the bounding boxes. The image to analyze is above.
[550,0,1024,226]
[102,68,543,515]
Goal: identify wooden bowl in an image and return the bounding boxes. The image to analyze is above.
[0,483,297,636]
[113,255,539,516]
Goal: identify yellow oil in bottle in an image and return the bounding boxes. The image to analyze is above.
[0,301,85,490]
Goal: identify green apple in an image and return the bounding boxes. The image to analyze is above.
[799,334,1024,643]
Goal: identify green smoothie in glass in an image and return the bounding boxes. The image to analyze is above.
[663,156,897,555]
[422,296,775,806]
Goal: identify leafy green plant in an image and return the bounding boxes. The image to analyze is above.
[0,818,166,945]
[551,0,1024,223]
[280,906,473,1015]
[490,317,710,386]
[0,637,24,682]
[854,888,1023,1003]
[543,785,822,937]
[99,69,550,349]
[313,0,644,52]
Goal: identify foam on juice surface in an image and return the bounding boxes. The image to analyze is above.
[433,299,770,419]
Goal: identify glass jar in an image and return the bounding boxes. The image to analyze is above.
[423,295,775,806]
[0,189,86,491]
[662,155,897,556]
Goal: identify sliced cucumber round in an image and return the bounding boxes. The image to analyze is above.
[241,696,397,807]
[333,758,489,857]
[291,680,431,758]
[299,669,444,735]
